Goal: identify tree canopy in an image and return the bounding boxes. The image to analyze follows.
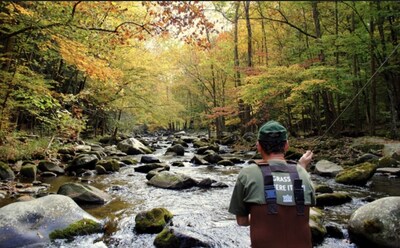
[1,1,399,140]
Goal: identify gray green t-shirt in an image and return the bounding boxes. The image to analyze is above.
[228,159,316,216]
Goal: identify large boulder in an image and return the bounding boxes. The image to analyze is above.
[0,162,15,180]
[66,154,99,172]
[348,197,400,248]
[147,171,197,189]
[57,183,111,204]
[0,194,101,247]
[314,160,343,177]
[154,227,212,248]
[135,208,173,234]
[335,162,377,186]
[38,160,65,174]
[95,159,120,173]
[165,144,185,156]
[117,138,152,155]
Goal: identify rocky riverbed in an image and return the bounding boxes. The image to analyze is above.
[1,132,400,248]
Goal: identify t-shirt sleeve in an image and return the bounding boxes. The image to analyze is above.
[228,178,250,216]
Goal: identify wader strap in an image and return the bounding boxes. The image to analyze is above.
[260,162,305,216]
[260,165,278,214]
[280,164,305,216]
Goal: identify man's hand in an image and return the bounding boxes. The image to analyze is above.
[298,150,313,169]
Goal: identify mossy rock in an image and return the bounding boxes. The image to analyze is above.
[96,159,120,172]
[0,161,15,180]
[377,156,398,168]
[335,162,377,186]
[316,193,352,207]
[315,184,333,194]
[120,158,138,165]
[309,207,327,245]
[154,227,212,248]
[20,163,37,178]
[135,208,173,234]
[154,228,180,248]
[49,218,103,240]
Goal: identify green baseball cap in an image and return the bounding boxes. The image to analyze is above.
[258,120,288,142]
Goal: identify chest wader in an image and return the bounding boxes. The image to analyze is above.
[249,161,312,248]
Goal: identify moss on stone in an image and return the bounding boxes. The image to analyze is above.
[20,164,37,178]
[153,228,180,248]
[335,162,377,186]
[0,161,15,180]
[135,208,173,234]
[49,218,102,240]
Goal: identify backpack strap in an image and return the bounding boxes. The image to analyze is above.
[259,162,305,216]
[259,164,278,215]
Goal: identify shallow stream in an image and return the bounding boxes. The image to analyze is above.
[2,136,400,248]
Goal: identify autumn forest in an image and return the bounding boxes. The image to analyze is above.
[1,1,400,144]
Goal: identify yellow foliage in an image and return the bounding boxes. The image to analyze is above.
[52,35,123,82]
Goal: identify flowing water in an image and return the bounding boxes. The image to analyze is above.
[2,135,400,248]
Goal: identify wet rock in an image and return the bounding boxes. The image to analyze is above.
[117,138,152,155]
[197,178,228,188]
[57,182,111,204]
[203,153,223,164]
[316,193,352,207]
[38,160,65,174]
[171,161,185,167]
[190,155,209,165]
[66,154,99,172]
[154,227,212,248]
[165,144,185,156]
[50,218,103,241]
[180,136,196,143]
[348,196,400,248]
[197,145,219,155]
[0,194,100,248]
[147,171,197,189]
[95,165,108,175]
[146,167,170,180]
[326,224,344,239]
[135,207,173,234]
[96,159,120,173]
[0,161,15,180]
[335,162,377,186]
[20,163,37,179]
[135,163,169,173]
[377,156,399,168]
[315,185,334,194]
[120,158,138,165]
[355,153,379,164]
[172,139,189,148]
[309,207,327,245]
[315,160,343,177]
[141,155,161,164]
[217,159,234,166]
[376,167,400,176]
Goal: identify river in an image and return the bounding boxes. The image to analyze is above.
[2,135,400,248]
